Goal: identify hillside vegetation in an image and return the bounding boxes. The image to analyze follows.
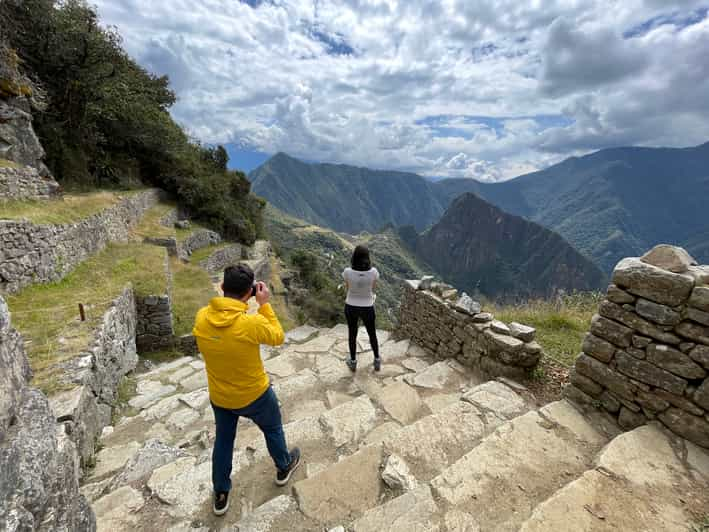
[0,0,262,243]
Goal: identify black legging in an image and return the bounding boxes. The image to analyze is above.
[344,304,379,361]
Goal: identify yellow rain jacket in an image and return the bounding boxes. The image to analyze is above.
[192,297,284,409]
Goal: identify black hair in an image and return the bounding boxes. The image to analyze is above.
[223,264,254,298]
[351,245,371,271]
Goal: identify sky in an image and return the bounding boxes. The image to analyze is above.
[93,0,709,180]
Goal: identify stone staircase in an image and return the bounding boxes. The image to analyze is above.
[86,326,709,532]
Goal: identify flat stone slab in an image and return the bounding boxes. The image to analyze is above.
[147,456,212,517]
[379,339,411,360]
[401,358,430,373]
[180,371,208,392]
[129,380,177,410]
[316,355,354,384]
[138,357,193,381]
[362,421,401,447]
[383,400,489,479]
[404,361,466,390]
[374,381,424,425]
[166,407,200,431]
[285,325,319,344]
[287,399,328,423]
[178,389,210,411]
[109,439,186,489]
[167,365,195,384]
[140,394,181,421]
[93,486,145,532]
[264,353,301,379]
[353,485,438,532]
[91,441,140,480]
[294,444,384,524]
[272,369,319,402]
[520,424,707,532]
[249,415,326,462]
[430,410,606,531]
[232,495,297,532]
[461,381,528,420]
[326,390,354,409]
[292,334,338,354]
[320,395,377,447]
[422,393,461,413]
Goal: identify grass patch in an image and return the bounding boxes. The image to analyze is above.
[691,516,709,532]
[0,190,141,224]
[170,257,216,336]
[487,292,603,367]
[112,375,138,424]
[131,202,176,240]
[0,158,20,168]
[6,243,168,395]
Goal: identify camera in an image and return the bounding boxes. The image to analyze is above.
[251,282,258,298]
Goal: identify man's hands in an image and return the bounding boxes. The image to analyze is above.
[254,281,271,306]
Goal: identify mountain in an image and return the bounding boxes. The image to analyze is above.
[250,143,709,273]
[413,193,606,299]
[249,153,456,233]
[444,142,709,272]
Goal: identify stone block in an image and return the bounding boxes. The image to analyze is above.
[676,321,709,345]
[688,307,709,326]
[590,314,632,348]
[509,322,536,342]
[689,286,709,312]
[575,353,636,402]
[618,406,646,430]
[615,351,687,396]
[640,244,696,273]
[635,298,681,326]
[569,368,603,398]
[652,389,704,417]
[689,345,709,369]
[694,380,709,411]
[607,284,636,304]
[658,408,709,448]
[599,390,621,413]
[490,320,511,335]
[599,300,681,344]
[646,343,706,379]
[632,335,652,348]
[581,333,616,363]
[612,256,694,306]
[635,390,670,414]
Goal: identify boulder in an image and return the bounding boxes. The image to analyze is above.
[508,322,536,342]
[454,293,481,315]
[612,257,694,306]
[640,244,696,273]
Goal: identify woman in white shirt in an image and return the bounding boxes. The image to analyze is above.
[342,245,381,372]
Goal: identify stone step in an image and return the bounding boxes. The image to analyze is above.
[292,380,532,528]
[429,399,610,532]
[519,424,709,532]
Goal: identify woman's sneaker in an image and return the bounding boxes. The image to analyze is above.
[213,491,229,516]
[373,357,381,372]
[346,358,357,372]
[276,448,302,486]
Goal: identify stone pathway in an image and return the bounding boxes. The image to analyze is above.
[87,326,709,532]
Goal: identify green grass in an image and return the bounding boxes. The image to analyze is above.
[112,375,138,424]
[0,190,141,224]
[488,292,603,367]
[170,257,216,336]
[6,243,168,394]
[131,202,176,240]
[0,158,20,168]
[691,515,709,532]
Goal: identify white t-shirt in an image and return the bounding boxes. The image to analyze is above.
[343,267,379,307]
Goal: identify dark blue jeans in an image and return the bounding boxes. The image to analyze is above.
[211,386,290,493]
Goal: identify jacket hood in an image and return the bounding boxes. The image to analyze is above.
[203,297,248,328]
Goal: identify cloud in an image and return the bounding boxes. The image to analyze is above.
[93,0,709,180]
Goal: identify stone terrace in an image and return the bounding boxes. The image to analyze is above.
[87,322,709,532]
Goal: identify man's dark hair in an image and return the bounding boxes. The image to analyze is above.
[351,245,371,271]
[223,264,254,298]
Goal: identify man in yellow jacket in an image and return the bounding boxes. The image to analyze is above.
[193,264,301,516]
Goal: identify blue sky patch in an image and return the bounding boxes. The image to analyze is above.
[624,7,708,38]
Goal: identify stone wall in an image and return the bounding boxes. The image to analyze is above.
[136,295,174,353]
[0,295,96,530]
[180,228,221,257]
[0,188,161,293]
[198,243,245,275]
[396,277,542,381]
[565,245,709,449]
[0,165,60,200]
[49,287,139,464]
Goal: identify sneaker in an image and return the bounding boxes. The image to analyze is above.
[373,357,381,372]
[346,358,357,372]
[276,448,302,486]
[213,491,229,516]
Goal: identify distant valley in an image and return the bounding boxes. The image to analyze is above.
[251,143,709,274]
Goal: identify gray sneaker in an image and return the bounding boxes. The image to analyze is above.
[276,448,301,486]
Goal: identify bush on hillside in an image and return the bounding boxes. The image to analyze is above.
[289,249,343,327]
[0,0,262,244]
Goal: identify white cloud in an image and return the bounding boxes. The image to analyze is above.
[94,0,709,179]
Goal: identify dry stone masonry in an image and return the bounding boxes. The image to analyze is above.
[179,228,221,258]
[135,250,175,353]
[0,189,162,293]
[566,245,709,448]
[0,165,60,200]
[0,295,96,530]
[396,277,543,380]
